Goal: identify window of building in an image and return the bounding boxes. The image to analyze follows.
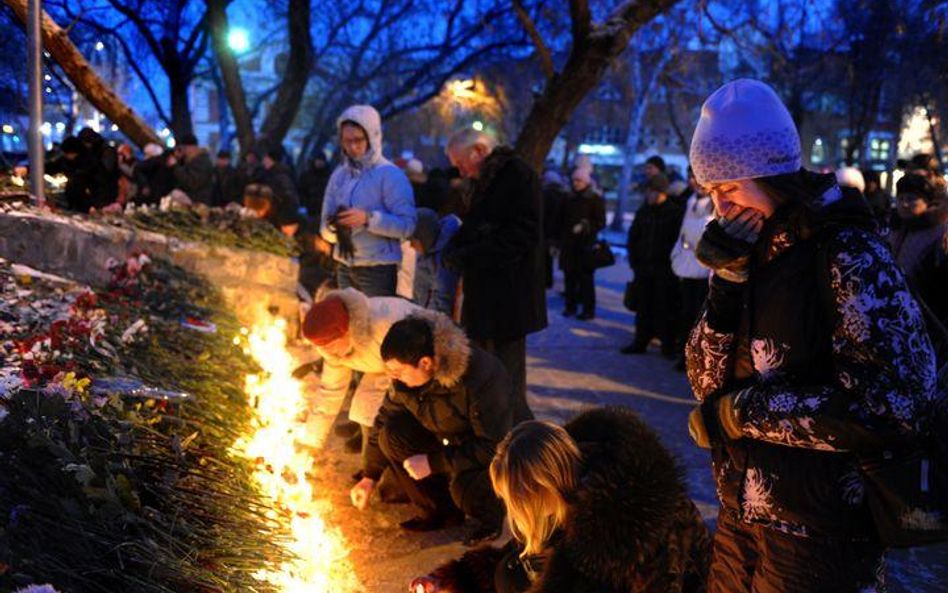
[811,137,825,164]
[869,137,891,161]
[839,137,860,161]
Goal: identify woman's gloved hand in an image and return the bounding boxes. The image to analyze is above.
[695,207,764,283]
[688,394,743,448]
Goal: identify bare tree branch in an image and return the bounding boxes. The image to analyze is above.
[513,0,554,79]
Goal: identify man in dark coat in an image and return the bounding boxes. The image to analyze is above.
[46,135,93,212]
[414,406,712,593]
[559,167,606,319]
[261,148,301,214]
[77,127,119,208]
[443,129,547,412]
[622,173,685,357]
[133,143,175,205]
[541,169,569,289]
[171,133,214,204]
[298,155,331,217]
[352,311,532,543]
[211,150,241,207]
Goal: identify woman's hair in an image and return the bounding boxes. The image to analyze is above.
[753,167,828,238]
[490,421,581,557]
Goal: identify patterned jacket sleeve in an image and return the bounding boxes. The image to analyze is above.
[685,274,742,402]
[733,229,938,452]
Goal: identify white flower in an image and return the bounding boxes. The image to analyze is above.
[14,585,62,593]
[742,469,775,520]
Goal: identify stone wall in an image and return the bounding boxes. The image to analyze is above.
[0,209,299,325]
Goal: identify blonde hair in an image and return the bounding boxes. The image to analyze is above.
[490,421,581,557]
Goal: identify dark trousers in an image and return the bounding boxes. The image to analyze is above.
[678,277,709,354]
[563,267,596,314]
[544,247,554,289]
[709,510,885,593]
[378,411,504,526]
[473,337,533,424]
[337,263,397,297]
[631,268,679,353]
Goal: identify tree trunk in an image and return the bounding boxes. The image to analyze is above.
[168,72,194,138]
[613,97,647,231]
[514,0,683,172]
[207,0,256,155]
[2,0,161,148]
[256,0,312,153]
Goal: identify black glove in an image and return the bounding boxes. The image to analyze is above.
[327,208,355,261]
[695,219,754,282]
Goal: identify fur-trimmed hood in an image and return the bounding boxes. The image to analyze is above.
[427,406,709,593]
[552,406,696,590]
[409,308,471,388]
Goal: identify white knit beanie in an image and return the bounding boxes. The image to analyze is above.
[689,79,801,185]
[835,166,865,193]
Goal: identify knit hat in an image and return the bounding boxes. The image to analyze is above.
[302,297,350,346]
[835,167,866,193]
[179,133,199,147]
[689,79,801,185]
[897,174,935,203]
[406,158,424,175]
[412,208,441,253]
[571,167,592,185]
[647,173,670,193]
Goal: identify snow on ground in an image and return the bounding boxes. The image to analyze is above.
[308,263,947,592]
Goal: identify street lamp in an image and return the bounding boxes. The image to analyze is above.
[228,28,250,53]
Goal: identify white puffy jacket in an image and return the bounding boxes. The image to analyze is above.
[670,195,714,280]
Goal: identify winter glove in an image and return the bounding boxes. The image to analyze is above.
[695,208,763,283]
[688,394,743,449]
[327,208,355,261]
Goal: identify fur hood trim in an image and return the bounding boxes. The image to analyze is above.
[410,309,471,388]
[319,288,373,346]
[559,406,688,589]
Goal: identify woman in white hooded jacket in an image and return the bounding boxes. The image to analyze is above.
[670,169,714,370]
[320,104,417,297]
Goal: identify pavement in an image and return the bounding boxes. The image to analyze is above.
[309,262,947,592]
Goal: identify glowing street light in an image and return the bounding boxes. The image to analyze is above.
[228,28,250,53]
[2,124,13,134]
[472,121,484,131]
[95,41,105,52]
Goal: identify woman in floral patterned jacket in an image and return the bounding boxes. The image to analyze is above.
[684,79,938,593]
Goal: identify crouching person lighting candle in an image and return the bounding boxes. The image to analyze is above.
[409,407,711,593]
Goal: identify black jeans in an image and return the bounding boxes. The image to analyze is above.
[378,411,504,526]
[678,277,709,354]
[336,263,397,297]
[564,267,596,314]
[473,337,533,424]
[709,509,885,593]
[631,268,679,353]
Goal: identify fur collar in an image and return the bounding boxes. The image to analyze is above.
[411,309,471,388]
[474,146,518,196]
[554,406,689,590]
[319,287,373,346]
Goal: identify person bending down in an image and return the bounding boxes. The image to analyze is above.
[351,311,533,544]
[411,406,711,593]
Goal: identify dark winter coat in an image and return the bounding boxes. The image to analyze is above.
[444,147,548,341]
[46,154,93,212]
[541,180,568,249]
[889,205,948,327]
[686,172,938,539]
[558,186,606,272]
[85,141,120,208]
[627,199,685,275]
[363,309,529,482]
[134,155,175,205]
[261,161,301,214]
[173,149,214,205]
[428,406,712,593]
[212,164,241,207]
[299,162,331,216]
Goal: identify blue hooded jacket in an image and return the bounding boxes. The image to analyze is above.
[320,105,416,266]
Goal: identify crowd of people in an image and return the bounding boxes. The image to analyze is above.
[27,77,948,593]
